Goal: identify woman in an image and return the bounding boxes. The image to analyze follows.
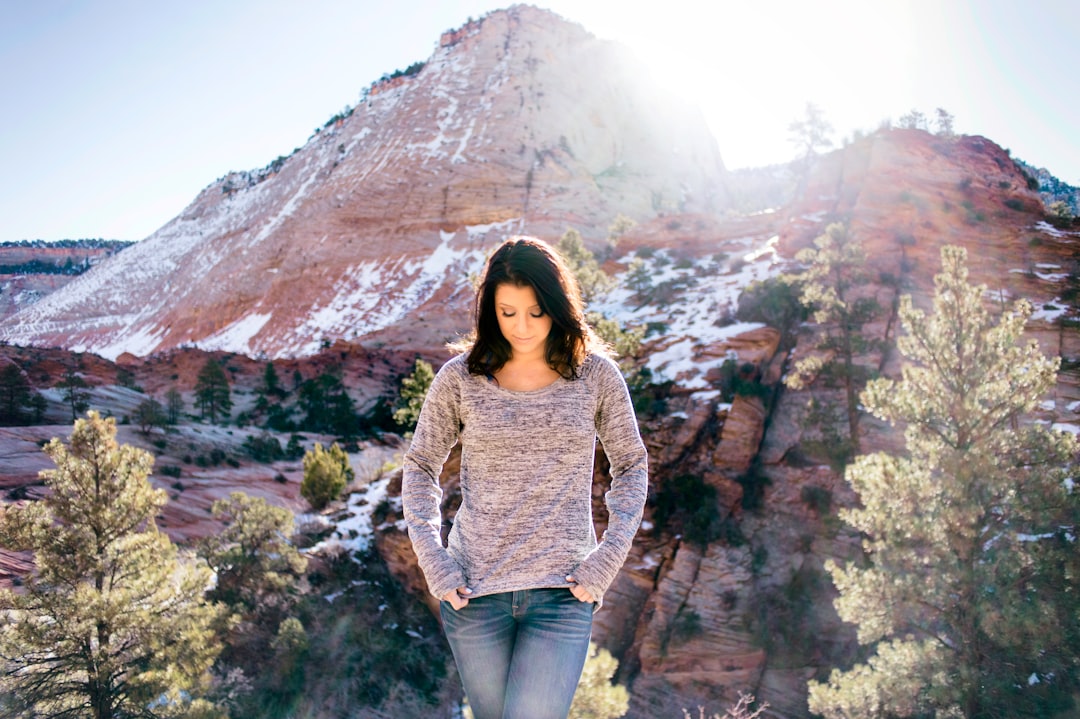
[402,236,649,719]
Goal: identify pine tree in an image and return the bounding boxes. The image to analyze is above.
[606,213,636,249]
[198,492,307,674]
[133,396,167,435]
[787,101,834,178]
[898,108,929,131]
[253,362,288,427]
[557,228,614,303]
[935,107,956,137]
[261,361,285,399]
[165,386,184,424]
[0,412,226,718]
[199,492,307,617]
[625,257,653,303]
[58,366,91,421]
[785,222,881,455]
[195,357,232,423]
[393,358,435,432]
[0,362,32,425]
[298,369,356,436]
[808,246,1080,718]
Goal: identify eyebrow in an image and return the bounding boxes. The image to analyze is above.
[497,303,541,311]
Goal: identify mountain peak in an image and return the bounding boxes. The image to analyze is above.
[0,5,727,360]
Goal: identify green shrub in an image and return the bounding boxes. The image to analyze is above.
[301,442,353,510]
[568,643,630,719]
[671,607,703,644]
[652,474,730,547]
[158,464,182,479]
[800,485,833,515]
[243,431,285,462]
[393,359,434,432]
[736,276,803,339]
[736,465,771,512]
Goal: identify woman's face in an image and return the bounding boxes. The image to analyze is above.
[494,283,552,360]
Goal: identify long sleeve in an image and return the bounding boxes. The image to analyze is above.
[569,356,649,600]
[401,358,467,600]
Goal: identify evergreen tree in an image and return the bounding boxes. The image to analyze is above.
[198,492,307,675]
[625,257,653,303]
[28,391,47,423]
[935,107,956,137]
[0,412,226,718]
[586,312,644,380]
[393,358,435,432]
[0,362,32,425]
[253,361,288,427]
[165,386,184,424]
[808,246,1080,718]
[300,442,353,511]
[285,433,305,460]
[199,492,306,615]
[785,222,881,455]
[557,228,614,304]
[133,396,167,435]
[195,357,232,423]
[898,108,930,130]
[297,370,356,436]
[261,361,286,399]
[58,366,91,421]
[787,101,834,171]
[606,213,636,250]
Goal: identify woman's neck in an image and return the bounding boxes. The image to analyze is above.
[493,354,561,391]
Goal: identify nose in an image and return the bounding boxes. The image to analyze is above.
[516,314,530,335]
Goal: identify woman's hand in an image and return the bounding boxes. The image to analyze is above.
[565,575,595,603]
[442,586,472,610]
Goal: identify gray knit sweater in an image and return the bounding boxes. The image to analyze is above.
[402,352,648,605]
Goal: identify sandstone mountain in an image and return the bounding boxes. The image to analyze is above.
[0,4,726,360]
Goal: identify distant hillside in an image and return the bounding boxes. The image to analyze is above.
[0,239,132,274]
[1015,158,1080,214]
[0,239,132,322]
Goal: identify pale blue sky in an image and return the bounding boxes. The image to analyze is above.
[1,0,1076,242]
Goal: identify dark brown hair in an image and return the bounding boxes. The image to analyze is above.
[465,236,598,379]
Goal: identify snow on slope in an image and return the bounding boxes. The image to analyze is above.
[592,233,782,390]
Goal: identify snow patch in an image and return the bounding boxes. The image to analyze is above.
[1031,300,1069,323]
[304,476,391,557]
[201,312,273,355]
[590,235,782,390]
[1035,220,1076,238]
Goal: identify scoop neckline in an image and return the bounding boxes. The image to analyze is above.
[482,372,566,396]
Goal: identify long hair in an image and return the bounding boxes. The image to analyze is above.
[465,236,599,379]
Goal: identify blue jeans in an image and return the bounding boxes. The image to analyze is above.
[440,588,594,719]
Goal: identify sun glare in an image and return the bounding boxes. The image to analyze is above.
[557,0,921,169]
